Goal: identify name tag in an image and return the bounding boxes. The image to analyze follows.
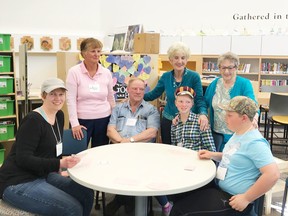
[89,83,100,92]
[216,166,227,180]
[56,142,63,157]
[126,118,137,126]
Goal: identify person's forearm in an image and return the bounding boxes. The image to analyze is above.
[210,152,222,162]
[107,127,122,143]
[131,128,157,142]
[244,163,279,203]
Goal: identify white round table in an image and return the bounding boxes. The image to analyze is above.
[68,143,216,216]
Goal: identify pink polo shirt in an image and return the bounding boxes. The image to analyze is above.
[66,61,116,127]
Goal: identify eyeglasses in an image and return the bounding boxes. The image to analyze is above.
[219,65,237,71]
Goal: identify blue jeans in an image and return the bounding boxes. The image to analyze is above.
[155,195,169,206]
[3,172,94,216]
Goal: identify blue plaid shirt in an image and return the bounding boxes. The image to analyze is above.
[108,100,160,142]
[171,112,216,151]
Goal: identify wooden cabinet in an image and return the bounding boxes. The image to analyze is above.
[0,51,19,161]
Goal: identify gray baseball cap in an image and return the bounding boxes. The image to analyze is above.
[41,78,67,93]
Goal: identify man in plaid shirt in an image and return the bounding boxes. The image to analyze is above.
[171,86,216,151]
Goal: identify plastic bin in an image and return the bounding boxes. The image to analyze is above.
[0,34,11,51]
[0,56,11,72]
[0,98,14,116]
[0,148,5,164]
[0,121,15,141]
[0,76,14,94]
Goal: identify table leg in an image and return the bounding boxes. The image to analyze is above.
[135,196,148,216]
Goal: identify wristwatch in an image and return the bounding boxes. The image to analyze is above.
[130,137,135,143]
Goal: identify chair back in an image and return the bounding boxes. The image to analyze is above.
[62,129,87,155]
[211,130,224,152]
[268,93,288,118]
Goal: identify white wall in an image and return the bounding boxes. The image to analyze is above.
[1,0,102,35]
[100,0,288,35]
[2,0,288,92]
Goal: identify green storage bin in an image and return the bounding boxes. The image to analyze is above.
[0,121,15,141]
[0,34,11,51]
[0,77,14,94]
[0,98,14,116]
[0,148,5,164]
[0,56,11,72]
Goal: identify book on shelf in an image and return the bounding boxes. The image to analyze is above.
[261,62,288,74]
[202,61,219,72]
[238,63,251,73]
[261,79,288,86]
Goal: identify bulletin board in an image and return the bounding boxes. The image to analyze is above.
[100,54,157,100]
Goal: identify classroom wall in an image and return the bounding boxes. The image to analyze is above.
[1,0,288,92]
[100,0,288,35]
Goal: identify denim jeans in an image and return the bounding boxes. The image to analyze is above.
[3,172,94,216]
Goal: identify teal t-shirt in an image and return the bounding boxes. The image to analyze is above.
[218,129,274,195]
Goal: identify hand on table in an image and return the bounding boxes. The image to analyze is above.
[198,150,212,159]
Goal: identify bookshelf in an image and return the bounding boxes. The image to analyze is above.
[158,54,288,92]
[201,55,260,82]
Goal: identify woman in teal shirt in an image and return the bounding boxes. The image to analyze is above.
[205,52,259,151]
[144,42,208,144]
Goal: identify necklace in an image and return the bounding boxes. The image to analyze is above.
[172,69,185,88]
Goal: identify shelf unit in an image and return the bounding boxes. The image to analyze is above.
[158,54,288,93]
[0,51,19,160]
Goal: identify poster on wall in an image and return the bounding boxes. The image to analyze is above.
[40,36,53,51]
[111,33,126,51]
[59,37,71,51]
[124,24,142,52]
[100,54,152,100]
[20,36,34,51]
[77,38,85,50]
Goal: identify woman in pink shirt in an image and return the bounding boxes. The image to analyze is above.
[66,38,115,147]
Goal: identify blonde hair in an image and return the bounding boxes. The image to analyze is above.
[167,41,190,60]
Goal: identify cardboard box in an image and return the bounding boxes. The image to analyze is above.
[134,33,160,54]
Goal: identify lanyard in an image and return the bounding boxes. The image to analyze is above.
[37,107,62,144]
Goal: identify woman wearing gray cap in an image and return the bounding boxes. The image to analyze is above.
[0,78,94,216]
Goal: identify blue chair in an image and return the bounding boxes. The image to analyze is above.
[62,129,106,216]
[251,195,265,216]
[211,130,224,152]
[62,129,87,155]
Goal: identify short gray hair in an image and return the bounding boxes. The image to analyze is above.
[217,52,240,68]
